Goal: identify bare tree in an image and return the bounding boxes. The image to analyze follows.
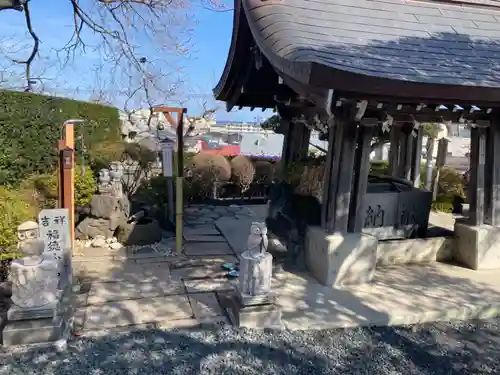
[0,0,229,96]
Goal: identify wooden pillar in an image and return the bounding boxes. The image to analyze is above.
[469,125,488,226]
[322,117,358,233]
[397,124,413,180]
[388,126,401,176]
[58,122,75,248]
[410,127,423,187]
[279,117,292,172]
[484,121,500,226]
[349,124,376,232]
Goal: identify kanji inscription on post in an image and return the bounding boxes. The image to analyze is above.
[38,209,70,260]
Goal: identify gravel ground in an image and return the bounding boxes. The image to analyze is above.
[0,319,499,375]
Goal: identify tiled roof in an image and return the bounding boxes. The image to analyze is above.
[244,0,500,87]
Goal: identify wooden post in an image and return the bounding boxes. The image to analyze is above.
[323,117,358,233]
[469,125,488,226]
[349,124,376,232]
[58,121,75,248]
[410,127,423,187]
[432,138,449,201]
[153,106,187,254]
[485,121,500,226]
[388,126,401,177]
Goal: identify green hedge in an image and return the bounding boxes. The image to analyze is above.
[0,90,121,185]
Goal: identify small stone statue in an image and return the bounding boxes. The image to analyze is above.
[10,221,61,309]
[98,169,113,194]
[109,162,124,198]
[247,222,269,255]
[238,222,273,297]
[16,221,39,250]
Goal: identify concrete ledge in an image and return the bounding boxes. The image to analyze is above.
[454,222,500,270]
[376,237,453,266]
[305,226,378,287]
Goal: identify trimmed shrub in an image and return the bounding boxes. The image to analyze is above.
[0,187,37,252]
[230,155,255,189]
[185,153,231,200]
[20,166,97,210]
[0,90,120,185]
[254,160,276,183]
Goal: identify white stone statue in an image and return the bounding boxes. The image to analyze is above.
[247,222,269,255]
[239,222,273,297]
[98,169,113,194]
[10,221,61,309]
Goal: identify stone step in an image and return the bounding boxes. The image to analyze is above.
[86,278,185,305]
[73,261,171,282]
[83,295,194,330]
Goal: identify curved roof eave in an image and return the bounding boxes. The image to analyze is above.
[241,0,500,103]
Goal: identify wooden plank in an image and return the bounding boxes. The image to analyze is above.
[484,122,500,226]
[349,125,376,233]
[469,126,487,226]
[411,127,423,187]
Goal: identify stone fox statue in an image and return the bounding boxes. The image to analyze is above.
[247,222,268,255]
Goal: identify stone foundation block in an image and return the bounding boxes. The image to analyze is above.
[305,226,378,287]
[454,222,500,270]
[226,294,282,329]
[2,316,64,346]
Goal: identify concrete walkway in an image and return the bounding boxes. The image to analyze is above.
[71,204,257,333]
[72,204,500,334]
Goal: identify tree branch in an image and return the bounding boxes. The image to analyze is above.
[11,0,39,91]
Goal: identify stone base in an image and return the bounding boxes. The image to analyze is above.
[305,226,378,287]
[7,303,57,321]
[2,315,65,346]
[236,288,276,306]
[226,293,283,329]
[454,222,500,270]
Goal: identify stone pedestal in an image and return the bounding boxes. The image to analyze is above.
[239,250,273,296]
[3,257,72,347]
[305,226,378,287]
[226,244,282,329]
[454,221,500,270]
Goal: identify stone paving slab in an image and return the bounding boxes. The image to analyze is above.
[183,234,227,242]
[274,263,500,331]
[184,225,220,236]
[188,292,224,319]
[170,255,239,280]
[74,262,172,283]
[84,295,194,329]
[184,242,234,256]
[184,278,236,293]
[87,278,185,304]
[215,217,254,254]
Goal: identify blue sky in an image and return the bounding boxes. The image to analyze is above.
[0,0,269,122]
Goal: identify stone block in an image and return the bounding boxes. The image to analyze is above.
[8,303,57,321]
[184,242,234,256]
[117,218,162,246]
[454,222,500,270]
[305,226,378,287]
[90,195,120,219]
[76,217,114,240]
[2,316,64,346]
[188,292,223,319]
[238,251,272,296]
[376,236,453,266]
[224,293,282,329]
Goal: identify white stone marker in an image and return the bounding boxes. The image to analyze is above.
[38,208,71,261]
[38,208,72,287]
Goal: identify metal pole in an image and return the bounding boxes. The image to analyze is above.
[175,109,186,254]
